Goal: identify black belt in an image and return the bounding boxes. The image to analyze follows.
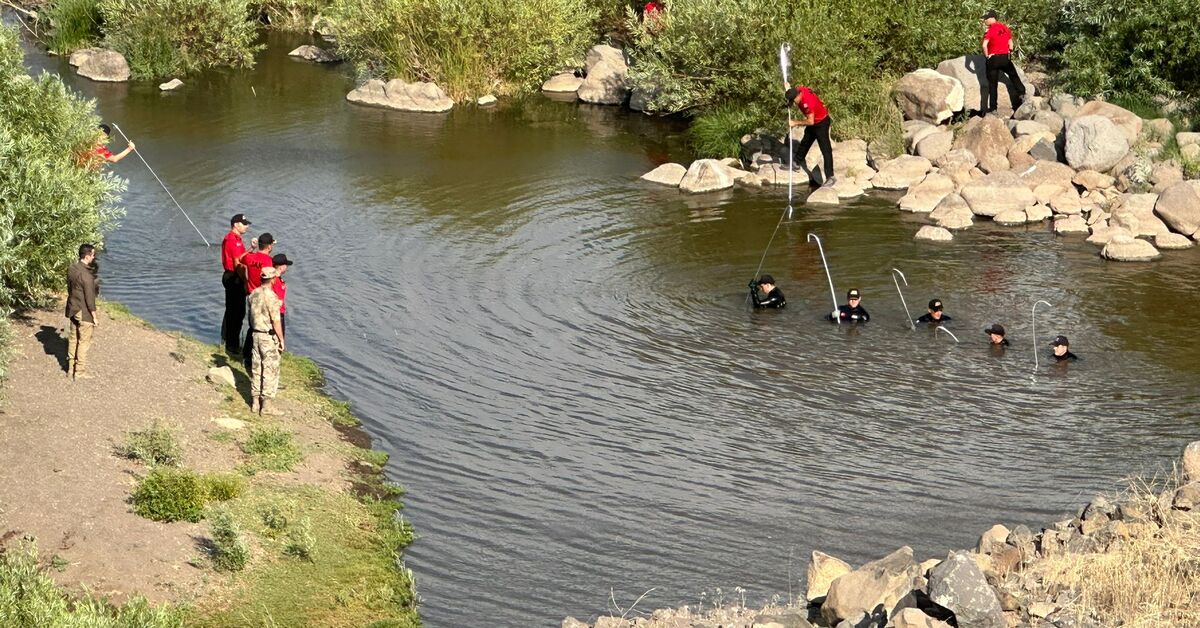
[251,329,276,335]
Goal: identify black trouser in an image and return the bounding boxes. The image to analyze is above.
[985,54,1026,113]
[790,116,834,183]
[221,270,245,354]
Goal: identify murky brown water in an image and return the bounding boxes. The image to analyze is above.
[20,29,1200,627]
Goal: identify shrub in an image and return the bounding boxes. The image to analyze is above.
[118,420,181,466]
[0,26,124,311]
[241,426,303,472]
[131,467,208,522]
[44,0,104,54]
[283,516,316,561]
[98,0,263,79]
[261,503,289,535]
[254,0,332,30]
[208,510,250,572]
[203,473,245,501]
[331,0,597,100]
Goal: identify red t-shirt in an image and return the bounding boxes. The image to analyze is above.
[272,277,287,314]
[243,251,273,294]
[221,231,246,272]
[984,22,1012,55]
[95,145,113,160]
[645,1,661,16]
[796,87,828,123]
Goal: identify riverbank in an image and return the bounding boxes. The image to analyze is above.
[0,302,419,626]
[566,442,1200,627]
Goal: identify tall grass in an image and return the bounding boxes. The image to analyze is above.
[254,0,332,31]
[98,0,262,79]
[44,0,103,54]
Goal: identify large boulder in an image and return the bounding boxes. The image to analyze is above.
[952,116,1013,173]
[930,194,974,229]
[74,48,130,82]
[927,552,1005,628]
[1020,160,1075,191]
[891,608,953,628]
[960,172,1036,217]
[578,58,630,105]
[1155,181,1200,237]
[821,547,919,625]
[347,79,454,112]
[585,45,624,71]
[640,163,687,186]
[1102,234,1161,261]
[1065,115,1130,172]
[873,156,932,190]
[679,159,735,194]
[1075,101,1143,145]
[892,69,964,124]
[542,73,584,93]
[807,186,840,206]
[935,55,1028,114]
[916,130,954,162]
[807,551,853,601]
[1112,193,1171,238]
[899,173,955,213]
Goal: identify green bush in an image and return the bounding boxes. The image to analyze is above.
[98,0,263,79]
[283,516,316,561]
[331,0,597,100]
[0,26,124,311]
[254,0,332,30]
[118,420,181,466]
[44,0,104,54]
[208,510,250,572]
[131,467,209,522]
[261,503,289,535]
[0,541,186,626]
[204,472,245,501]
[241,426,303,472]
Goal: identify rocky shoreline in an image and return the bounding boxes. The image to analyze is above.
[564,442,1200,628]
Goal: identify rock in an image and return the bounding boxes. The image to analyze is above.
[890,608,952,628]
[1154,181,1200,237]
[1028,602,1057,619]
[1033,110,1065,136]
[563,618,589,628]
[1113,193,1171,237]
[1065,116,1130,172]
[1156,232,1194,250]
[1146,118,1175,141]
[585,45,624,71]
[593,617,627,628]
[68,47,102,67]
[935,148,978,172]
[807,186,840,206]
[1173,483,1200,510]
[207,366,236,388]
[1026,204,1052,222]
[953,116,1014,173]
[1019,161,1075,191]
[931,194,974,229]
[1033,184,1064,205]
[75,48,130,82]
[477,95,497,106]
[807,550,853,601]
[993,208,1028,226]
[628,86,656,112]
[935,55,1028,114]
[288,44,337,63]
[1049,189,1085,215]
[892,69,964,124]
[899,173,955,213]
[961,172,1036,217]
[927,552,1005,628]
[873,156,933,191]
[916,131,954,162]
[1183,144,1200,161]
[1027,137,1059,163]
[1151,163,1184,192]
[1073,170,1115,191]
[1013,120,1051,137]
[1008,133,1051,159]
[347,79,454,113]
[679,159,735,194]
[1076,101,1143,144]
[543,73,584,93]
[1012,97,1045,120]
[1087,225,1130,246]
[752,611,816,628]
[1177,132,1200,147]
[578,58,630,105]
[821,547,919,626]
[1184,442,1200,482]
[1054,214,1090,234]
[159,78,183,91]
[915,226,953,241]
[641,163,687,186]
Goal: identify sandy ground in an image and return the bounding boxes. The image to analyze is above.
[0,307,354,603]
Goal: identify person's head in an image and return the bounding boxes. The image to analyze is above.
[230,213,251,235]
[78,243,96,264]
[985,323,1006,345]
[982,9,998,25]
[928,298,944,320]
[757,274,776,292]
[1050,335,1069,356]
[847,288,861,306]
[258,232,276,252]
[271,253,294,277]
[97,124,111,143]
[783,86,807,109]
[260,266,278,285]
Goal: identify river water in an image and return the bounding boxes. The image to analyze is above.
[20,30,1200,627]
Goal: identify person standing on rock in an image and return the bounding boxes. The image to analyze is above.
[271,253,294,339]
[828,288,869,323]
[240,233,276,370]
[783,85,835,186]
[916,299,952,326]
[248,267,286,416]
[749,274,786,309]
[222,214,252,357]
[981,10,1026,115]
[65,244,100,380]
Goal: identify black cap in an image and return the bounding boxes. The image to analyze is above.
[928,299,943,311]
[847,288,861,299]
[757,274,776,286]
[1050,335,1069,347]
[982,9,998,19]
[782,86,799,109]
[984,323,1005,336]
[258,232,275,247]
[98,123,111,137]
[230,213,251,226]
[271,253,294,266]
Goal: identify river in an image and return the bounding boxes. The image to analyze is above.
[20,30,1200,627]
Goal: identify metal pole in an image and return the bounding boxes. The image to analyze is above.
[780,43,793,218]
[111,124,211,247]
[1032,300,1053,369]
[891,268,915,330]
[807,233,838,324]
[935,326,960,343]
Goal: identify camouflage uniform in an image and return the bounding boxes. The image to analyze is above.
[247,284,283,400]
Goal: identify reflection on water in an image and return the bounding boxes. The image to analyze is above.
[22,31,1200,627]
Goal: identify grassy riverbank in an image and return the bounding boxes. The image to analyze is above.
[0,302,419,627]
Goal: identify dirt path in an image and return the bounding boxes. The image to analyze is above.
[0,306,354,603]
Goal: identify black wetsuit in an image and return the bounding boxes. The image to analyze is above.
[916,313,952,325]
[829,304,869,322]
[1054,351,1079,362]
[751,286,786,309]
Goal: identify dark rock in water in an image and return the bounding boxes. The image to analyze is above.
[927,552,1005,628]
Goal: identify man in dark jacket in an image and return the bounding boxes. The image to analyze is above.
[916,299,952,325]
[749,274,786,309]
[829,288,869,322]
[65,243,99,380]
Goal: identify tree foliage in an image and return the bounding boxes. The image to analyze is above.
[98,0,263,79]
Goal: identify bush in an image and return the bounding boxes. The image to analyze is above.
[331,0,597,100]
[204,473,245,501]
[118,420,181,466]
[44,0,104,54]
[283,516,315,561]
[241,426,303,472]
[131,467,209,522]
[254,0,332,30]
[98,0,262,79]
[208,510,250,572]
[0,26,124,311]
[261,503,289,535]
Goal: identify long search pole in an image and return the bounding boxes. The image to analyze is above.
[112,124,211,247]
[1031,300,1053,369]
[891,268,915,330]
[780,43,793,218]
[807,233,838,324]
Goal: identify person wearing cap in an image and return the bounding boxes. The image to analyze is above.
[241,233,276,369]
[783,84,835,186]
[65,243,100,380]
[248,266,286,416]
[981,10,1026,115]
[829,288,869,322]
[916,299,952,325]
[93,124,135,166]
[221,214,252,356]
[984,323,1010,346]
[1049,335,1078,362]
[749,274,786,309]
[271,253,294,338]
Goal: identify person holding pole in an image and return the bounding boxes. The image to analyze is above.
[783,85,835,186]
[981,10,1026,115]
[828,288,869,323]
[222,214,252,356]
[749,274,787,309]
[94,124,134,165]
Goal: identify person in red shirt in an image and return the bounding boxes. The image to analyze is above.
[271,253,294,340]
[784,84,835,187]
[643,1,665,33]
[94,124,135,165]
[221,213,252,355]
[981,10,1026,115]
[241,233,276,367]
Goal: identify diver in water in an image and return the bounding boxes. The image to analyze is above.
[916,298,952,325]
[749,274,786,309]
[829,288,869,322]
[1050,335,1078,362]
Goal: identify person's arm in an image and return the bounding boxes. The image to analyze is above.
[756,291,785,309]
[84,271,98,326]
[749,281,763,307]
[828,306,844,322]
[855,308,869,322]
[982,33,991,58]
[106,142,135,163]
[272,311,285,352]
[789,111,816,128]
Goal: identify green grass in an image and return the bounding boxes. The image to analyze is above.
[130,467,244,522]
[44,0,103,54]
[241,427,304,472]
[208,509,250,572]
[118,420,182,466]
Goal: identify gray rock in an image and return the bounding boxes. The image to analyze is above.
[1033,110,1065,136]
[1154,181,1200,237]
[629,82,662,112]
[1013,120,1051,137]
[347,79,454,113]
[578,58,630,105]
[1028,138,1059,163]
[1156,233,1194,250]
[873,156,933,191]
[679,159,734,194]
[892,69,964,124]
[821,547,919,626]
[904,120,938,154]
[953,116,1014,173]
[916,131,954,162]
[640,163,687,186]
[206,366,236,388]
[1050,93,1079,114]
[752,611,816,628]
[927,552,1005,628]
[961,172,1036,216]
[75,48,130,82]
[585,44,625,72]
[1065,116,1129,172]
[68,47,103,67]
[288,44,338,63]
[935,148,978,172]
[935,55,1028,114]
[158,78,183,91]
[915,225,953,241]
[543,73,584,93]
[1076,101,1143,144]
[899,173,955,213]
[890,607,952,628]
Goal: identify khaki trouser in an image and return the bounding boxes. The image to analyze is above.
[251,332,281,399]
[67,314,95,375]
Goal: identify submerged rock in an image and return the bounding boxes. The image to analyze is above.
[346,79,453,113]
[1102,234,1161,261]
[289,44,338,63]
[158,78,183,91]
[640,163,687,187]
[915,225,953,241]
[1155,232,1194,250]
[679,159,734,194]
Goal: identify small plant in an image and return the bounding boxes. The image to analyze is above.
[261,504,289,536]
[118,420,181,466]
[283,517,316,561]
[131,467,208,522]
[49,554,70,572]
[242,427,303,472]
[204,473,245,502]
[360,449,389,467]
[208,510,250,572]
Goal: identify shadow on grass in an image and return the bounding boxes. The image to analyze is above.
[35,325,69,374]
[211,352,253,408]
